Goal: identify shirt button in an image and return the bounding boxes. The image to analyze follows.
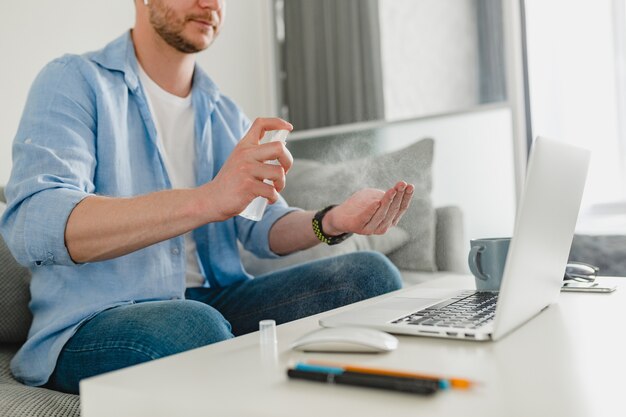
[171,248,180,255]
[24,138,32,144]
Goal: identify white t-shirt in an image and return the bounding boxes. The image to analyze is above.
[137,64,205,288]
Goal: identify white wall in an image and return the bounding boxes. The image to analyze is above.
[199,0,276,118]
[0,0,275,185]
[525,0,624,211]
[426,107,517,242]
[379,0,480,121]
[380,107,518,243]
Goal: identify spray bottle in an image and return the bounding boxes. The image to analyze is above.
[238,129,290,221]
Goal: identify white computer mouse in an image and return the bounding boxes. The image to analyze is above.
[290,327,398,353]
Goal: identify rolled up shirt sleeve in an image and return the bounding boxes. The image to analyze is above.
[0,56,96,267]
[12,188,90,267]
[234,197,301,259]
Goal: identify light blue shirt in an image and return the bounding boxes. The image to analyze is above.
[0,32,297,386]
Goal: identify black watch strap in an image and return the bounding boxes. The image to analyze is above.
[312,205,353,245]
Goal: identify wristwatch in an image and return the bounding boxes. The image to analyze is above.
[312,205,353,245]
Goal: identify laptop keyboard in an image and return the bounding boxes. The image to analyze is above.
[391,291,499,329]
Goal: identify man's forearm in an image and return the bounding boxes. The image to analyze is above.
[269,209,343,255]
[268,211,319,255]
[65,188,217,263]
[64,118,295,264]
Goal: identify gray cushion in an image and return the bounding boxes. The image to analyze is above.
[241,227,410,276]
[0,202,33,344]
[1,346,80,417]
[282,138,436,271]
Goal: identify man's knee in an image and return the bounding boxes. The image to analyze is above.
[148,301,234,356]
[331,251,403,296]
[96,300,234,360]
[49,301,234,394]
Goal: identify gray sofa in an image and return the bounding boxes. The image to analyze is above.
[0,138,467,416]
[0,186,81,416]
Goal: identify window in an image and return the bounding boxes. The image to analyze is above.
[525,0,626,233]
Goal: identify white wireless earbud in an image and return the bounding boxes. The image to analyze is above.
[144,0,149,5]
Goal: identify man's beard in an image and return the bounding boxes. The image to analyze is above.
[149,2,210,54]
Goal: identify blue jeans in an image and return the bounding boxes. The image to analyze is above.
[47,251,402,394]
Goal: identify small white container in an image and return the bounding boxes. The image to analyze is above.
[259,319,277,345]
[238,129,289,221]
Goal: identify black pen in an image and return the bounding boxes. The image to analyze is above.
[287,368,438,395]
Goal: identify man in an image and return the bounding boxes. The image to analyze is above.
[0,0,414,394]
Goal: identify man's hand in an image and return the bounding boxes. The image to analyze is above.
[200,117,293,221]
[322,182,414,236]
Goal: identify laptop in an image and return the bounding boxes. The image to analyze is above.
[321,137,591,341]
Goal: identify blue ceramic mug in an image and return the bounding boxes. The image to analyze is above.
[468,238,511,291]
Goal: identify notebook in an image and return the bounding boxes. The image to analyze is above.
[320,137,590,341]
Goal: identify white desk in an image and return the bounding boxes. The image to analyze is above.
[81,275,626,417]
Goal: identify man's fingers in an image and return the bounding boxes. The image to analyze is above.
[362,188,396,234]
[251,181,280,204]
[358,201,381,229]
[254,141,294,173]
[243,117,293,145]
[375,183,407,233]
[253,164,286,192]
[239,118,294,173]
[274,145,294,173]
[392,184,414,226]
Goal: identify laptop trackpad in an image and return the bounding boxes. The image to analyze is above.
[320,290,464,325]
[375,297,442,311]
[375,289,464,311]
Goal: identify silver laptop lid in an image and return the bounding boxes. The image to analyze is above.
[492,137,590,340]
